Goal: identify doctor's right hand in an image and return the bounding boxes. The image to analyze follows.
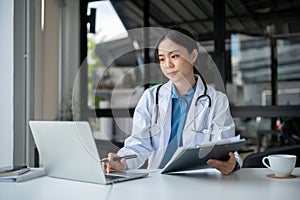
[101,153,126,173]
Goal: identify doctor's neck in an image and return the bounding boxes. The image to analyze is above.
[173,75,196,96]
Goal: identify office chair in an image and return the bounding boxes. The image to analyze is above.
[242,144,300,168]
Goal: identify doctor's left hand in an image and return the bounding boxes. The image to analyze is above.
[206,152,237,175]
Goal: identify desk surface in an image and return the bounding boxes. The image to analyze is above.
[0,168,299,200]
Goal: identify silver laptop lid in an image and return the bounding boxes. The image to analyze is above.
[29,121,106,184]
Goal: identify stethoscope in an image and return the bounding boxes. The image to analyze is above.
[152,75,212,134]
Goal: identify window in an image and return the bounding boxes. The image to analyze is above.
[228,34,272,106]
[80,1,166,142]
[227,33,300,150]
[79,0,300,149]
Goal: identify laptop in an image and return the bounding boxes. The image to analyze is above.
[29,121,148,184]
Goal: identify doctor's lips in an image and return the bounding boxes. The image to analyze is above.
[167,71,178,76]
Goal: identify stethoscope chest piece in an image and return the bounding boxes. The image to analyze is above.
[150,125,160,136]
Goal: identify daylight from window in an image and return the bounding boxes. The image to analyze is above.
[87,1,127,43]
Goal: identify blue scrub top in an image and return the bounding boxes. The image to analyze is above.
[159,83,196,168]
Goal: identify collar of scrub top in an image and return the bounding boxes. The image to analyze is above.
[171,83,196,145]
[171,82,197,99]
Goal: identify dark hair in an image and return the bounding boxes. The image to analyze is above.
[153,27,200,75]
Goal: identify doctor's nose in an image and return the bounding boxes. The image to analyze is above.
[165,58,174,68]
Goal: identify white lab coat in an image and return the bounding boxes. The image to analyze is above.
[118,74,242,169]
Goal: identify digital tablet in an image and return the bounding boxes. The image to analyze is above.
[161,139,246,174]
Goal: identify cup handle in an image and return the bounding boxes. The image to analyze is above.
[262,157,271,169]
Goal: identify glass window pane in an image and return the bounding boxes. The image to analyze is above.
[87,1,142,109]
[277,38,300,106]
[227,34,271,106]
[235,117,276,153]
[86,2,168,110]
[235,117,300,152]
[87,1,139,108]
[88,116,132,143]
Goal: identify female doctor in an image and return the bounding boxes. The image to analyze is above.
[103,28,242,175]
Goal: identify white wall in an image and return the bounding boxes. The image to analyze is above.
[0,0,14,167]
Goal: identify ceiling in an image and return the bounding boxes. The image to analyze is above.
[110,0,300,41]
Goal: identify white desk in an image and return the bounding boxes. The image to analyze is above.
[0,168,299,200]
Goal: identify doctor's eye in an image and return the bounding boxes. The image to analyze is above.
[171,54,179,59]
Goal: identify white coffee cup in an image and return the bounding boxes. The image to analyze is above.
[262,154,297,177]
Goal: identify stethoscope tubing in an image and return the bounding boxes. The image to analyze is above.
[156,75,211,106]
[153,75,211,127]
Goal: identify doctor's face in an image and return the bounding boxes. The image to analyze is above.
[158,38,197,84]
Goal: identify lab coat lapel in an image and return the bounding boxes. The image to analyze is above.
[155,81,172,166]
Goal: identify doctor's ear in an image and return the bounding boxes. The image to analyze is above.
[191,49,199,63]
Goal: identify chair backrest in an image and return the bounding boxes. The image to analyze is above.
[281,118,300,145]
[242,144,300,168]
